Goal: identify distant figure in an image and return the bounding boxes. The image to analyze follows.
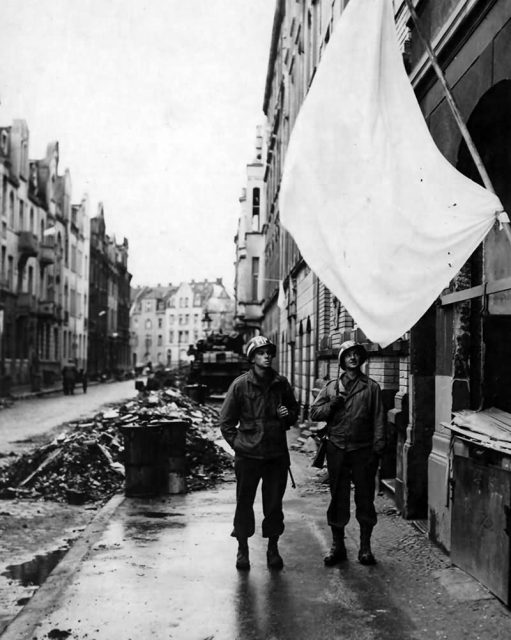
[80,369,88,394]
[62,365,76,395]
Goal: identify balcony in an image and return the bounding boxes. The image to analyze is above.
[38,300,57,318]
[18,231,39,258]
[39,239,56,266]
[17,292,37,315]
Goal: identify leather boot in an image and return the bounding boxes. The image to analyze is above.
[358,526,376,565]
[324,528,347,566]
[267,536,284,570]
[236,538,250,570]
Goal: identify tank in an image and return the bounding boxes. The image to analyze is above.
[187,331,248,397]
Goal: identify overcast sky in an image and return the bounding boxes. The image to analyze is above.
[0,0,275,291]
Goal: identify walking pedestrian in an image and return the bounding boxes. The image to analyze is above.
[310,340,385,566]
[80,369,88,394]
[219,336,299,571]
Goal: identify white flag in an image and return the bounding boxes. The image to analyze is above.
[279,0,503,347]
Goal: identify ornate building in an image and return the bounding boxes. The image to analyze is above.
[233,127,266,342]
[130,278,234,368]
[0,122,89,393]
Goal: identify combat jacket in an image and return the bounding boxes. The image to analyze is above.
[219,368,299,459]
[310,373,385,453]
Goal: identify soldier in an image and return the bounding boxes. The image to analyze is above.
[310,341,385,566]
[219,336,299,571]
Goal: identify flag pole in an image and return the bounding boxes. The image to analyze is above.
[403,0,511,246]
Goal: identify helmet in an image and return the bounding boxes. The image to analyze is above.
[338,340,367,370]
[245,336,277,361]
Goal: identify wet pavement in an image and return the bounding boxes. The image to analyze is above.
[2,431,511,639]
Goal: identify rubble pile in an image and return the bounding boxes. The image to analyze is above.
[0,387,233,503]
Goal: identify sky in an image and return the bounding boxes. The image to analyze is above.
[0,0,276,292]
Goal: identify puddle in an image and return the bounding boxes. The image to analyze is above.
[2,547,69,587]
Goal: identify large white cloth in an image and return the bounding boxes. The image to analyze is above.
[279,0,503,347]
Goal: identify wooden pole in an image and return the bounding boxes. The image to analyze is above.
[403,0,511,246]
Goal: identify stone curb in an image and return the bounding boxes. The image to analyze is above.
[1,493,125,640]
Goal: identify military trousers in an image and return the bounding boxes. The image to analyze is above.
[231,454,289,539]
[326,442,378,532]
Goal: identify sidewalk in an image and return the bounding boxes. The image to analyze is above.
[2,434,511,640]
[7,378,107,401]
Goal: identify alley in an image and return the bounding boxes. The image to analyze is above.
[0,380,138,459]
[3,431,511,640]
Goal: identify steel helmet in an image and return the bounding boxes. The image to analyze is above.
[245,336,277,361]
[338,340,367,370]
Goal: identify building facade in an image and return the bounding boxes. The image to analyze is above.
[0,122,90,393]
[130,284,177,369]
[254,0,511,603]
[88,204,131,379]
[130,278,234,369]
[233,127,267,342]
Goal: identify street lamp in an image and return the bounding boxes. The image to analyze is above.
[202,310,212,337]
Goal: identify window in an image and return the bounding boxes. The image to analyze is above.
[0,131,8,154]
[158,318,163,329]
[9,192,14,228]
[252,187,260,231]
[70,288,77,316]
[157,335,162,346]
[27,265,34,294]
[19,201,24,231]
[7,256,13,289]
[145,319,152,329]
[169,331,174,343]
[30,208,35,233]
[251,257,259,300]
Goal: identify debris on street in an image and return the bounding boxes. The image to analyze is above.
[0,387,233,504]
